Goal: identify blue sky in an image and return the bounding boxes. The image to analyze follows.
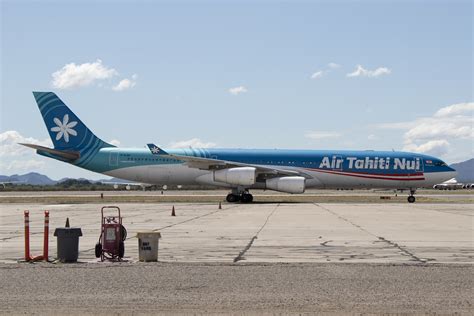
[1,0,472,179]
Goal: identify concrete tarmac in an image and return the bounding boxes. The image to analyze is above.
[0,197,473,314]
[1,202,472,263]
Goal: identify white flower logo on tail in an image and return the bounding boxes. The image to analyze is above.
[50,114,78,143]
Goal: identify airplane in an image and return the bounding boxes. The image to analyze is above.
[433,178,469,190]
[100,180,156,191]
[0,181,23,189]
[20,92,457,203]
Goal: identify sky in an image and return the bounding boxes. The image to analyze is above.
[1,0,472,180]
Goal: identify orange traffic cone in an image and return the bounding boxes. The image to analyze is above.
[218,202,222,209]
[171,206,176,216]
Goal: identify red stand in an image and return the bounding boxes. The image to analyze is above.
[24,210,49,262]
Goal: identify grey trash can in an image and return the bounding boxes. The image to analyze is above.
[137,232,161,262]
[54,227,83,263]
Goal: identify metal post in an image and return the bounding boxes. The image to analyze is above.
[43,211,49,261]
[24,210,31,261]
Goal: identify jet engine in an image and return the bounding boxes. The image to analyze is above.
[213,167,256,186]
[266,176,305,194]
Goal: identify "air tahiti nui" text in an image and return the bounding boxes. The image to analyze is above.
[319,156,421,170]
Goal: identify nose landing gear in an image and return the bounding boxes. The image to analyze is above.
[407,190,416,203]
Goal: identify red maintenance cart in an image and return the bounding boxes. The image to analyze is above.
[95,206,127,261]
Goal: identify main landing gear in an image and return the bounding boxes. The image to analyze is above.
[226,190,253,203]
[407,189,416,203]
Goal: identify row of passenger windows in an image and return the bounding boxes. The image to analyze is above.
[121,158,318,165]
[124,157,176,162]
[237,161,316,165]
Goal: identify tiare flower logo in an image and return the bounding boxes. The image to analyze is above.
[50,114,78,143]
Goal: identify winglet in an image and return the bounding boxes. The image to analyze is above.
[147,143,168,155]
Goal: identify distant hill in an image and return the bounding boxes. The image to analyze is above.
[58,177,96,183]
[0,172,57,185]
[450,158,474,183]
[0,172,127,186]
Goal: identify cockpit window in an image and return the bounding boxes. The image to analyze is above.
[434,161,447,167]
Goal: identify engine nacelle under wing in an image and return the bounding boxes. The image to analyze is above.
[266,176,306,194]
[213,167,256,186]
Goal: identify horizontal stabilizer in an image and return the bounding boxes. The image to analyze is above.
[19,143,80,161]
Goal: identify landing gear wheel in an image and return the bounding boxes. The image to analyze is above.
[240,193,254,203]
[226,194,240,203]
[407,196,416,203]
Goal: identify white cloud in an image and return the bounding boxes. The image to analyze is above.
[377,102,473,157]
[310,62,341,80]
[51,59,118,89]
[108,139,121,146]
[403,140,450,157]
[112,74,138,91]
[367,134,378,141]
[0,131,51,174]
[404,117,473,141]
[305,131,342,140]
[0,159,46,173]
[434,102,474,117]
[347,65,391,78]
[327,62,341,69]
[228,86,248,95]
[168,138,217,149]
[310,71,324,79]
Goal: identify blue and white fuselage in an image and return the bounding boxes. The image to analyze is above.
[23,92,457,203]
[91,147,453,190]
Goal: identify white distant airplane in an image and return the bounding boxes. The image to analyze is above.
[433,178,465,190]
[0,181,23,188]
[101,180,156,191]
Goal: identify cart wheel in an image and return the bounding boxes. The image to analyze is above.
[119,241,125,258]
[95,243,102,258]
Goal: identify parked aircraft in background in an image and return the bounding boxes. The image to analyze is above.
[0,181,22,189]
[101,180,156,191]
[21,92,457,203]
[433,178,473,190]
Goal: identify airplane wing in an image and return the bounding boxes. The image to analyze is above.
[146,143,312,179]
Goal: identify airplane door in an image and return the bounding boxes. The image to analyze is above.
[109,152,119,166]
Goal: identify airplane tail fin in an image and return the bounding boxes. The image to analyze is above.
[30,92,114,159]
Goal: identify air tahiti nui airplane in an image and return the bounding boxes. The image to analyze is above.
[21,92,457,203]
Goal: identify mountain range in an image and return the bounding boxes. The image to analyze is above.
[1,158,473,185]
[0,172,125,186]
[450,158,474,183]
